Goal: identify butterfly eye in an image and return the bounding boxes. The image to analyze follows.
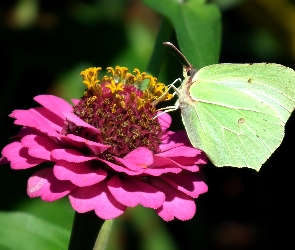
[186,68,197,78]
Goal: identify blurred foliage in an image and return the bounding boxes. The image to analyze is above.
[1,0,295,249]
[0,211,70,250]
[144,0,221,69]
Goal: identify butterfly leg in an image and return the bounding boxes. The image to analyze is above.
[153,100,180,119]
[152,78,182,106]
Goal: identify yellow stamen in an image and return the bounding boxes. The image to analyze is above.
[86,96,97,105]
[80,67,102,89]
[105,80,124,93]
[80,66,173,108]
[111,104,117,113]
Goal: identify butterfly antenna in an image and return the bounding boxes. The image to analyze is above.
[163,42,192,68]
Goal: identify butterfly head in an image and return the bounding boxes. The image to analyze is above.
[183,64,198,83]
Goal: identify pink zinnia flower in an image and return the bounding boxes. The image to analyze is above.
[0,66,208,221]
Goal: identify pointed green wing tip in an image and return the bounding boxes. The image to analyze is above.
[212,161,262,171]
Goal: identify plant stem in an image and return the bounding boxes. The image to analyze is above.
[68,211,104,250]
[146,18,174,77]
[93,219,114,250]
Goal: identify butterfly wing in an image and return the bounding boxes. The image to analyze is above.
[178,63,295,170]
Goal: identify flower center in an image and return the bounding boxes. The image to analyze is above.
[63,66,172,162]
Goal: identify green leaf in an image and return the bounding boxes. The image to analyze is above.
[0,212,70,250]
[177,63,295,171]
[16,197,75,231]
[143,0,221,68]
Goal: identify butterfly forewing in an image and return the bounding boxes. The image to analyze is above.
[178,63,295,170]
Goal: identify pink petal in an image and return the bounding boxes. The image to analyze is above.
[144,155,182,176]
[65,134,110,154]
[166,157,207,172]
[34,95,73,120]
[71,99,80,105]
[160,130,190,151]
[108,175,165,208]
[168,162,203,172]
[0,156,9,165]
[114,147,154,172]
[98,158,145,176]
[54,161,107,187]
[15,127,45,139]
[159,145,202,158]
[152,179,196,221]
[10,108,61,136]
[51,148,97,162]
[27,168,75,201]
[21,135,59,160]
[69,181,126,220]
[32,107,65,133]
[63,112,101,134]
[158,154,205,172]
[162,171,208,198]
[157,112,171,132]
[156,192,196,221]
[2,141,44,169]
[157,143,207,171]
